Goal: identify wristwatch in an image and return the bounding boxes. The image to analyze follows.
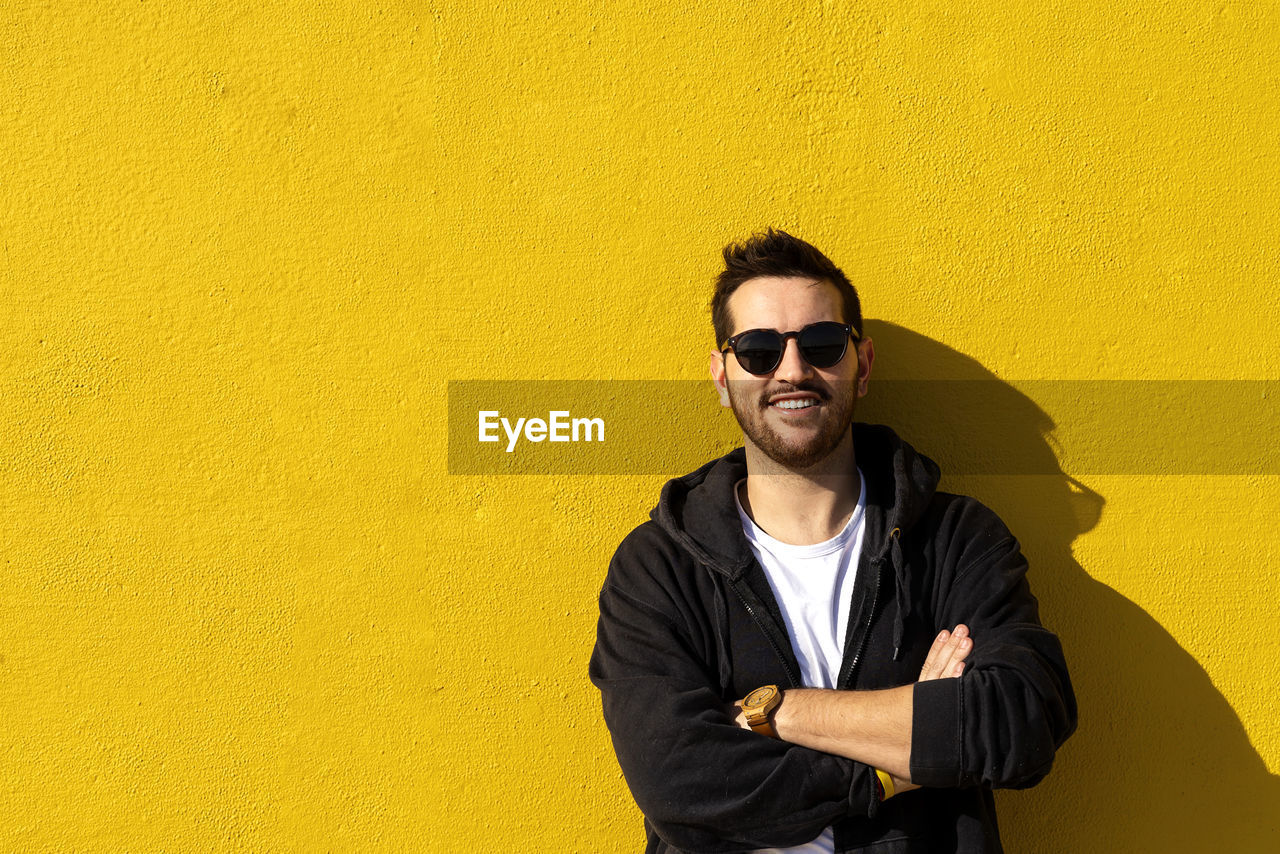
[741,685,783,738]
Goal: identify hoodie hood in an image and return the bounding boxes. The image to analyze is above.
[650,422,942,659]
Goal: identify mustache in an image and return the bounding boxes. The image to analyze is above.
[758,383,830,404]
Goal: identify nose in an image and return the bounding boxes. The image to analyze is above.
[772,336,813,384]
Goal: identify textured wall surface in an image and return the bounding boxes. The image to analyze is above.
[3,1,1279,850]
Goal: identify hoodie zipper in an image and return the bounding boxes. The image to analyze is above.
[729,582,801,689]
[837,555,883,689]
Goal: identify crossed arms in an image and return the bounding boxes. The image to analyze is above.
[589,521,1077,852]
[731,625,975,794]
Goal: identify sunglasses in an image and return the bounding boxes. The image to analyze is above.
[721,321,861,376]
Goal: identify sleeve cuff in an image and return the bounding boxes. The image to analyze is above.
[910,677,962,787]
[850,760,882,820]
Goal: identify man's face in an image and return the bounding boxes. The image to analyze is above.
[709,276,873,470]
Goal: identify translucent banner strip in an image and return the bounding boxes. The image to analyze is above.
[447,380,1280,475]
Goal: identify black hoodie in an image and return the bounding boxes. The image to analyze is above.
[589,423,1076,853]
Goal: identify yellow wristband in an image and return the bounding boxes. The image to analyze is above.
[874,768,895,801]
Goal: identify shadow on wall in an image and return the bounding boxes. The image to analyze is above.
[861,321,1280,852]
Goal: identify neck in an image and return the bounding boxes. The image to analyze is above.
[739,430,861,546]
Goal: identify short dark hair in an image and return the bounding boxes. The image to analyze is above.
[710,229,862,347]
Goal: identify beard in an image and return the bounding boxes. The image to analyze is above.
[726,378,858,470]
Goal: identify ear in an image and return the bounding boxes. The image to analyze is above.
[709,349,731,408]
[856,336,875,398]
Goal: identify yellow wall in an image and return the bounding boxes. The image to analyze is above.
[3,1,1278,850]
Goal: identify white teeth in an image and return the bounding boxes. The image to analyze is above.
[773,398,817,410]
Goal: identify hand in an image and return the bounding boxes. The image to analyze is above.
[918,624,972,681]
[728,699,749,730]
[888,772,916,796]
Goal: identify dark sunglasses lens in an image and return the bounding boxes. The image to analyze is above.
[799,323,849,368]
[734,331,784,375]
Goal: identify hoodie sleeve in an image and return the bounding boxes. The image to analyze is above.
[590,527,883,852]
[910,503,1078,790]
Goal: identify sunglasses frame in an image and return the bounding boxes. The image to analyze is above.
[721,321,862,376]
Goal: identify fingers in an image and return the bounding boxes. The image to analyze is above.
[919,629,948,679]
[917,624,972,681]
[946,624,971,677]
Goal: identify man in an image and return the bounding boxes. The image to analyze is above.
[589,229,1076,853]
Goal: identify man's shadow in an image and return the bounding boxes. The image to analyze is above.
[862,322,1279,850]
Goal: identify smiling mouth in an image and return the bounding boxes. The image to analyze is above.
[771,398,820,411]
[765,390,827,414]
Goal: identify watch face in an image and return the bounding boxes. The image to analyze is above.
[744,685,777,707]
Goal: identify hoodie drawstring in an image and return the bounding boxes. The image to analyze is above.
[889,527,910,661]
[711,578,734,691]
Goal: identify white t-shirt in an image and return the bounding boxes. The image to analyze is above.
[735,471,867,854]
